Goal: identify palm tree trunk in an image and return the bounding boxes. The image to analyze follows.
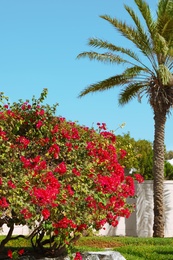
[153,111,166,237]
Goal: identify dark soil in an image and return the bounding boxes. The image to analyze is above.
[74,237,123,249]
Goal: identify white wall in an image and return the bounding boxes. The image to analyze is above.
[99,180,173,237]
[0,224,30,236]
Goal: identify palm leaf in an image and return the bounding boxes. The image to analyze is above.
[78,76,128,98]
[157,0,173,42]
[124,4,151,49]
[123,65,148,77]
[100,15,157,68]
[77,51,130,65]
[88,38,142,64]
[119,82,146,105]
[78,66,145,98]
[87,38,156,75]
[134,0,155,37]
[100,15,143,48]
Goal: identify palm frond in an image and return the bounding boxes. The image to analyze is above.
[78,66,146,98]
[100,15,141,47]
[158,0,171,14]
[124,4,151,49]
[123,65,148,77]
[77,51,130,65]
[119,82,146,105]
[87,38,156,75]
[78,75,128,98]
[88,38,141,63]
[157,0,173,41]
[132,0,160,70]
[100,15,157,69]
[134,0,155,37]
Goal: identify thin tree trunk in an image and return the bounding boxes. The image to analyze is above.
[153,111,166,237]
[0,221,14,252]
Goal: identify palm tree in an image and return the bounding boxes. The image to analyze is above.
[77,0,173,237]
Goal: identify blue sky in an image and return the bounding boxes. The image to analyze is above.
[0,0,173,150]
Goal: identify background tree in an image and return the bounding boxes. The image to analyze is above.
[165,150,173,160]
[117,133,173,180]
[116,133,153,179]
[77,0,173,237]
[164,161,173,179]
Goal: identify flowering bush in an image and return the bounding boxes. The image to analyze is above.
[0,89,143,257]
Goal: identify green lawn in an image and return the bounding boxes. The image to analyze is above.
[1,236,173,260]
[74,236,173,260]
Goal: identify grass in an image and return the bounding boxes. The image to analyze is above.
[74,236,173,260]
[1,236,173,260]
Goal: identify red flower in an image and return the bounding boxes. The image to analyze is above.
[36,109,45,116]
[97,122,107,130]
[18,249,24,255]
[36,120,43,129]
[0,197,9,208]
[134,173,144,183]
[72,168,80,176]
[120,149,127,159]
[7,250,13,259]
[0,128,7,140]
[77,223,87,231]
[54,162,67,175]
[20,208,32,219]
[8,180,16,189]
[16,136,30,148]
[74,252,82,260]
[42,208,50,220]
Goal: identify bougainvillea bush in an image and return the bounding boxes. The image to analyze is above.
[0,89,143,258]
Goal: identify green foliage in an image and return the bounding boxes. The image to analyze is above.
[115,133,139,171]
[164,161,173,180]
[134,139,153,180]
[165,150,173,160]
[115,133,153,179]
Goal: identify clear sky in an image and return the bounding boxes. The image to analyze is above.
[0,0,173,150]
